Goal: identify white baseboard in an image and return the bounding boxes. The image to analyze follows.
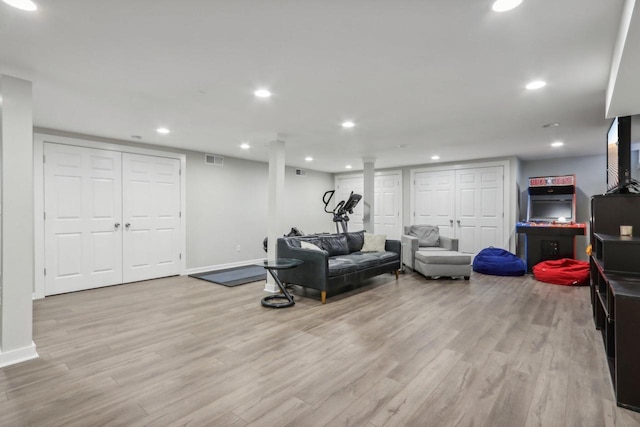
[185,258,265,276]
[264,282,279,293]
[0,342,39,368]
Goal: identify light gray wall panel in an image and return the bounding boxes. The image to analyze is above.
[184,153,335,269]
[283,168,335,236]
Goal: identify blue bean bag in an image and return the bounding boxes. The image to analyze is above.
[473,247,526,276]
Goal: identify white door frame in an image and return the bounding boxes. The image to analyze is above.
[34,133,187,299]
[334,170,403,238]
[409,159,513,252]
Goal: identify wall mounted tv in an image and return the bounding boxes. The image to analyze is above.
[607,115,632,191]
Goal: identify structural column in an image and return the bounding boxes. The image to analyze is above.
[0,75,37,367]
[363,157,375,232]
[264,138,286,293]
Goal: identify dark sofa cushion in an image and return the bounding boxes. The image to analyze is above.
[318,234,350,256]
[339,252,380,269]
[328,258,358,276]
[344,230,365,252]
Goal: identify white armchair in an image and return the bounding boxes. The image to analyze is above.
[401,225,459,270]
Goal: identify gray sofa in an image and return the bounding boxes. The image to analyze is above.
[277,231,401,303]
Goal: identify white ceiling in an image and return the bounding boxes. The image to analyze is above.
[0,0,634,173]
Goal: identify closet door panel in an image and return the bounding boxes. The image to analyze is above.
[123,153,181,283]
[455,166,504,254]
[374,173,401,239]
[413,170,455,238]
[44,143,122,295]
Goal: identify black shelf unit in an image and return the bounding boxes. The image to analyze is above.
[593,233,640,276]
[590,194,640,412]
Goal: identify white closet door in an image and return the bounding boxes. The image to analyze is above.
[44,143,123,295]
[413,170,456,238]
[335,176,365,232]
[456,166,504,254]
[374,173,401,239]
[122,153,181,283]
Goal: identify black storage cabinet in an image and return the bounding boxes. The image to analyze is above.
[589,194,640,412]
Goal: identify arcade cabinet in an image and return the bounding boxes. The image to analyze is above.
[516,175,586,272]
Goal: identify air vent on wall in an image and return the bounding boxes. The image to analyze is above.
[205,154,224,166]
[295,169,307,176]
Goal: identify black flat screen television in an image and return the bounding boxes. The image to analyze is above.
[607,116,632,191]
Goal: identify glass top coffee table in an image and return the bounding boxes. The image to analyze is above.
[257,258,303,308]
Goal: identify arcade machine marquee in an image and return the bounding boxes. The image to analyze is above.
[516,175,586,272]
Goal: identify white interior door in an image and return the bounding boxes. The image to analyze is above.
[413,170,456,238]
[456,166,504,254]
[44,144,122,295]
[335,176,365,232]
[122,153,181,283]
[374,173,401,239]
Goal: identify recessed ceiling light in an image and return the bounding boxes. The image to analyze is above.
[345,164,353,169]
[305,156,313,162]
[542,122,560,128]
[254,89,272,98]
[156,127,170,134]
[2,0,37,11]
[341,121,355,129]
[431,155,440,160]
[397,144,408,148]
[526,80,547,90]
[240,143,251,150]
[492,0,522,12]
[551,141,564,148]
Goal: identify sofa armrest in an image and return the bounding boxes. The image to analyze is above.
[439,236,459,251]
[385,239,401,256]
[401,234,419,270]
[276,239,329,291]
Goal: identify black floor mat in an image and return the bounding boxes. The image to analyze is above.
[190,265,266,287]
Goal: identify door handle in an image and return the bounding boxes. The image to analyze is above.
[449,219,453,225]
[125,223,131,229]
[457,220,461,226]
[114,223,121,229]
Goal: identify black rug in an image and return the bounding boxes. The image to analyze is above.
[190,265,266,287]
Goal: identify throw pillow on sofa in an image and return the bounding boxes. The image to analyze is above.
[362,233,386,252]
[300,241,323,252]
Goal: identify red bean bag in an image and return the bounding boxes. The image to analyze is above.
[532,258,590,286]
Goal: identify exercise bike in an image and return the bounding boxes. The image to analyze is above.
[323,190,362,233]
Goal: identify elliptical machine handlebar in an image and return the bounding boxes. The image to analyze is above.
[323,190,335,213]
[322,190,362,233]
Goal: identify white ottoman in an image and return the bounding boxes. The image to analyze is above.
[414,250,471,280]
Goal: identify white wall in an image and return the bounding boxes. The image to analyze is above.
[1,75,37,367]
[185,151,334,269]
[518,154,607,260]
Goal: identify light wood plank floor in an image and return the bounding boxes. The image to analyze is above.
[2,271,640,426]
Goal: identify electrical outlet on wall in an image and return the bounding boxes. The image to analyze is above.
[236,245,241,252]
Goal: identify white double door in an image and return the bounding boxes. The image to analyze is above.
[335,172,402,239]
[413,166,504,254]
[44,143,181,295]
